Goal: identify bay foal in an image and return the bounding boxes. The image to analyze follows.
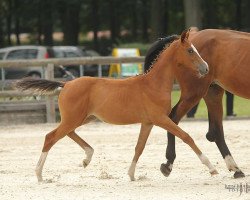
[15,30,217,182]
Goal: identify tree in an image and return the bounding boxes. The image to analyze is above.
[91,0,99,50]
[36,0,42,44]
[183,0,202,29]
[141,0,149,42]
[108,0,121,44]
[0,1,5,46]
[162,0,169,34]
[6,0,12,45]
[150,0,164,41]
[235,0,242,30]
[202,0,217,29]
[13,0,20,45]
[58,0,82,45]
[243,0,250,31]
[130,0,138,40]
[41,0,53,46]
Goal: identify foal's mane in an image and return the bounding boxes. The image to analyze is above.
[144,35,179,74]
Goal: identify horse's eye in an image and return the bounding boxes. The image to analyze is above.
[188,48,194,54]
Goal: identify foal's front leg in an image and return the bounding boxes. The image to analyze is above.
[156,116,218,176]
[161,97,201,177]
[128,123,153,181]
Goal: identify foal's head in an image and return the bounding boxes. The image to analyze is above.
[173,30,209,77]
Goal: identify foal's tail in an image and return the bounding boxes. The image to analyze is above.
[14,78,65,95]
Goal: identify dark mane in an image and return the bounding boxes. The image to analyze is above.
[144,35,179,72]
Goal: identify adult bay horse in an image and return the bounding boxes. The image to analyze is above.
[14,30,216,182]
[145,29,249,179]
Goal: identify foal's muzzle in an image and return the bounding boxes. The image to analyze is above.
[198,62,209,76]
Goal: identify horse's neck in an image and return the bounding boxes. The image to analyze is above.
[145,48,175,93]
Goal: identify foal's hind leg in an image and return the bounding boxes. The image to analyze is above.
[155,116,218,176]
[68,131,94,168]
[128,123,153,181]
[35,124,76,182]
[204,85,245,178]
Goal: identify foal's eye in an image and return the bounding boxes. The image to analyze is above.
[188,48,194,54]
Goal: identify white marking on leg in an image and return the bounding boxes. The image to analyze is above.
[198,153,218,175]
[168,163,173,171]
[35,152,48,182]
[224,155,240,172]
[83,147,94,168]
[128,161,136,181]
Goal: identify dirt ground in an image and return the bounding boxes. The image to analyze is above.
[0,119,250,200]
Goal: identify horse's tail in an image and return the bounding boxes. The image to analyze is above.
[14,78,65,95]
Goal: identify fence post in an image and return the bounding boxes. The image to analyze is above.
[80,65,84,77]
[45,63,56,123]
[98,64,102,77]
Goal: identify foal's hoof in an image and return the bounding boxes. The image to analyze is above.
[129,175,136,181]
[83,159,90,168]
[37,176,43,182]
[128,170,135,181]
[160,163,172,177]
[210,169,219,176]
[234,171,245,179]
[35,170,43,182]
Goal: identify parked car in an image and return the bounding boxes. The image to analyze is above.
[0,46,46,79]
[0,45,108,80]
[0,46,70,79]
[51,46,109,77]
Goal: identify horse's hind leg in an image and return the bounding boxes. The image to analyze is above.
[204,84,245,178]
[68,131,94,168]
[128,123,153,181]
[35,123,76,182]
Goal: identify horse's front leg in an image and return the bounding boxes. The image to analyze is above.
[128,123,153,181]
[204,84,245,178]
[161,97,201,177]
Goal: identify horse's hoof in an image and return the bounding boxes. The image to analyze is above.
[234,171,245,178]
[83,159,90,168]
[160,163,172,177]
[210,169,219,176]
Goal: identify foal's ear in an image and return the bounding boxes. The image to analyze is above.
[181,29,190,43]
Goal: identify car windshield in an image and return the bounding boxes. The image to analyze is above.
[6,49,38,60]
[53,49,64,58]
[64,51,80,58]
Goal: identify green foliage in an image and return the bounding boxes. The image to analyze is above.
[0,0,249,49]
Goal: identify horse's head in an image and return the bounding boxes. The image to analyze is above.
[175,29,209,77]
